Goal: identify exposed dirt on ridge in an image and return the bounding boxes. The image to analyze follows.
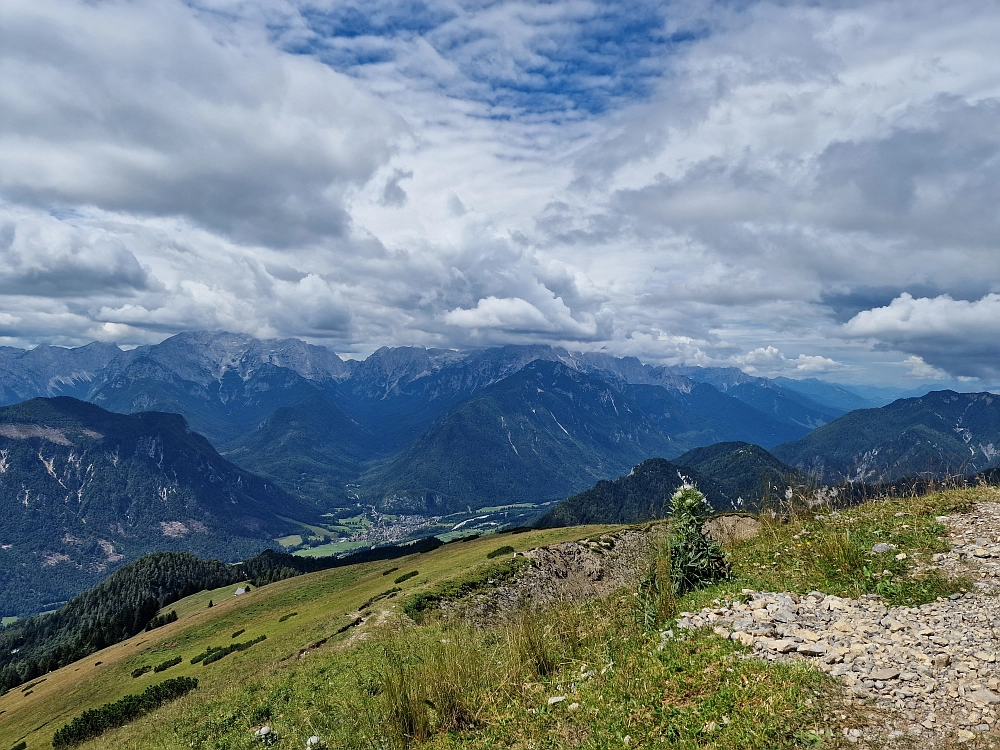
[443,527,658,626]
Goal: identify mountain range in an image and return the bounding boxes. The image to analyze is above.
[0,332,985,512]
[773,390,1000,483]
[0,332,854,514]
[1,332,998,617]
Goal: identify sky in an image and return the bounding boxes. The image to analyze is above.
[1,0,999,387]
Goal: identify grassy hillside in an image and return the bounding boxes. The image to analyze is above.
[0,525,617,749]
[1,484,983,750]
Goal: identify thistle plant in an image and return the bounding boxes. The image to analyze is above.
[668,484,729,596]
[639,483,730,628]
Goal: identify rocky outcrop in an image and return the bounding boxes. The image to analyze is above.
[702,514,761,545]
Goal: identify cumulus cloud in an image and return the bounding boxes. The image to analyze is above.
[902,355,951,381]
[736,346,847,377]
[442,294,600,340]
[844,293,1000,379]
[0,0,402,247]
[0,207,151,297]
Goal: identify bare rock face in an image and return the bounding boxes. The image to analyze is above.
[702,515,762,545]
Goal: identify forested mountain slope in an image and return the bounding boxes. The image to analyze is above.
[536,457,722,527]
[539,443,799,527]
[0,398,315,617]
[773,391,1000,483]
[673,442,800,508]
[361,361,678,514]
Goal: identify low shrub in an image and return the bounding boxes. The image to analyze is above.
[193,635,267,667]
[359,588,402,611]
[278,612,298,623]
[130,666,151,679]
[153,655,182,673]
[51,676,198,746]
[486,545,515,559]
[393,571,418,584]
[381,567,399,576]
[231,629,245,639]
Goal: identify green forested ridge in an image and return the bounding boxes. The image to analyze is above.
[0,552,233,695]
[673,441,800,508]
[537,458,724,527]
[539,444,799,527]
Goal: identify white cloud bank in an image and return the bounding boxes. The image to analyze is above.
[845,293,1000,379]
[0,0,999,385]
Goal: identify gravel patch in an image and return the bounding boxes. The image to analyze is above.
[677,502,1000,747]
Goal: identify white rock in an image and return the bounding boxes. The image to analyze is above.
[797,643,827,656]
[968,689,1000,704]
